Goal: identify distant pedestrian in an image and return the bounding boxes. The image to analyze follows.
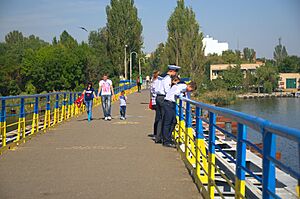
[146,75,150,89]
[98,74,115,121]
[150,70,160,137]
[162,81,197,147]
[119,91,127,120]
[154,65,181,143]
[82,82,97,122]
[137,76,142,92]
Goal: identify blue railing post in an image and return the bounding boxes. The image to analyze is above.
[185,100,195,165]
[1,99,7,147]
[173,97,179,143]
[195,106,208,183]
[262,129,276,199]
[62,93,67,121]
[19,98,26,140]
[68,93,73,118]
[208,111,216,198]
[178,99,184,145]
[43,95,51,129]
[54,94,59,124]
[235,123,247,198]
[31,97,39,134]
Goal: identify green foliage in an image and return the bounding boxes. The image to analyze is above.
[199,90,236,106]
[106,0,143,78]
[222,65,244,90]
[164,0,204,80]
[256,61,279,93]
[243,48,256,63]
[274,38,288,65]
[278,55,300,73]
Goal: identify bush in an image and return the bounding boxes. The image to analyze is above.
[198,90,236,106]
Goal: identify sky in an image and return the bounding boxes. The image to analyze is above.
[0,0,299,58]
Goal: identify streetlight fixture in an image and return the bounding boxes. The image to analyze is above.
[124,45,128,80]
[138,57,145,77]
[130,51,138,83]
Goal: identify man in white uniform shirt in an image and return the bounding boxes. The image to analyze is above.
[162,81,197,147]
[98,74,115,121]
[154,65,180,143]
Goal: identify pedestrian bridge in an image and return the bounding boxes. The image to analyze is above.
[0,85,299,199]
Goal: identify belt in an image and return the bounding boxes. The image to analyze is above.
[157,94,166,97]
[164,100,176,104]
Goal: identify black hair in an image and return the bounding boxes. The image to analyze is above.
[86,81,93,89]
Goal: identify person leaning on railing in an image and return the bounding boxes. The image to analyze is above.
[154,65,181,144]
[162,80,197,148]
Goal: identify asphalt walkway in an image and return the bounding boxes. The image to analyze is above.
[0,90,201,199]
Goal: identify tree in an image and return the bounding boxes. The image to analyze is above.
[274,37,288,65]
[222,50,239,64]
[149,43,166,71]
[164,0,204,82]
[278,55,300,73]
[106,0,143,78]
[243,47,256,62]
[256,62,279,93]
[221,65,244,90]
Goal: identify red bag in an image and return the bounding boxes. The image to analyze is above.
[149,99,153,110]
[75,94,85,108]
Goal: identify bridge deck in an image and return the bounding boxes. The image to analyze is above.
[0,91,201,199]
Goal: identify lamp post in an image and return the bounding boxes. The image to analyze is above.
[130,51,138,83]
[138,57,145,77]
[124,45,128,80]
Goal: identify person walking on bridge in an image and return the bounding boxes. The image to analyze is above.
[154,65,180,143]
[98,74,115,121]
[82,82,97,122]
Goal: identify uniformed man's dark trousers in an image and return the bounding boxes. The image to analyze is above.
[154,95,165,142]
[162,100,176,144]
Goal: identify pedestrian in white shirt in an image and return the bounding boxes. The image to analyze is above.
[97,74,115,121]
[154,65,180,143]
[162,81,197,147]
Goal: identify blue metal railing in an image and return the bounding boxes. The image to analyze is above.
[175,96,300,199]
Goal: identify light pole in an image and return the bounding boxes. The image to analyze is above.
[124,45,128,80]
[138,57,145,77]
[130,51,138,83]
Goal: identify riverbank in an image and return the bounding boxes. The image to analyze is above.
[238,91,299,99]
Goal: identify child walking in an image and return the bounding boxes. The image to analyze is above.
[119,91,127,120]
[82,82,97,122]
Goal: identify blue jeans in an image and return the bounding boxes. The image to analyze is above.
[120,106,126,118]
[85,100,93,120]
[101,95,112,117]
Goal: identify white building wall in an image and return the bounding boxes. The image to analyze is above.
[203,36,229,56]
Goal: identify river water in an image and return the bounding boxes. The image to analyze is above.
[225,97,300,173]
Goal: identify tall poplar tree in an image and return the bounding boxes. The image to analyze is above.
[105,0,143,78]
[165,0,204,80]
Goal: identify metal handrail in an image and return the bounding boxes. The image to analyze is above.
[0,83,137,153]
[175,95,300,199]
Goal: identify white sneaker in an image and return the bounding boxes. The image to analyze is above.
[107,116,112,120]
[104,117,108,121]
[120,117,124,120]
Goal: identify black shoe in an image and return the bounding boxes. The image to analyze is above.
[163,143,176,148]
[154,140,162,144]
